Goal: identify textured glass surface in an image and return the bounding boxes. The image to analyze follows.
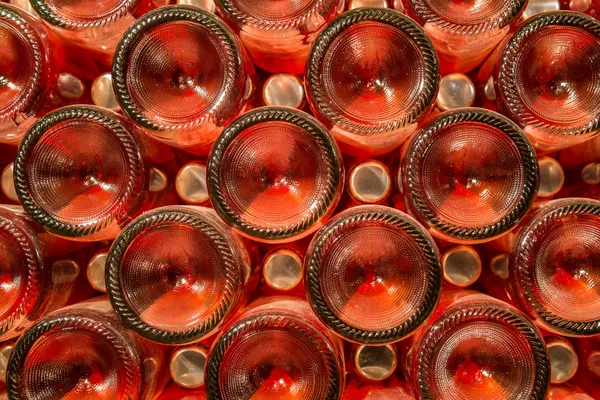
[115,7,250,149]
[321,22,424,127]
[16,107,145,240]
[514,27,600,129]
[126,22,229,126]
[512,199,600,334]
[306,9,438,155]
[207,298,344,400]
[413,294,549,400]
[219,122,331,231]
[420,123,524,228]
[121,223,228,332]
[215,0,339,73]
[6,301,165,400]
[210,109,343,243]
[305,205,441,343]
[497,14,600,150]
[401,110,537,244]
[109,206,249,343]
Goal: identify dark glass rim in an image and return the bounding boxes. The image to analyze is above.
[0,208,42,338]
[406,0,527,33]
[414,299,550,400]
[5,310,142,399]
[214,0,339,30]
[498,11,600,137]
[306,8,439,135]
[304,205,442,344]
[204,313,343,400]
[402,107,539,241]
[30,0,139,29]
[511,198,600,336]
[105,206,245,344]
[0,4,45,123]
[112,5,245,132]
[207,106,343,241]
[13,105,145,239]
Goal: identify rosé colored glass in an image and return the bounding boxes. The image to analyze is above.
[13,105,177,242]
[478,11,600,152]
[403,0,526,73]
[214,0,341,74]
[343,375,415,400]
[410,291,550,400]
[546,384,594,400]
[5,299,169,400]
[400,108,539,244]
[0,206,91,342]
[105,206,251,345]
[304,205,442,344]
[29,0,169,61]
[305,8,439,157]
[112,5,254,154]
[208,107,344,243]
[0,3,58,145]
[510,198,600,336]
[205,297,345,400]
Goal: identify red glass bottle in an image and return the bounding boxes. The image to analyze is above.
[105,206,252,345]
[403,0,527,73]
[0,205,92,342]
[304,205,442,344]
[477,11,600,152]
[214,0,341,74]
[112,5,254,154]
[29,0,169,65]
[305,8,440,157]
[13,105,177,241]
[400,108,539,244]
[409,291,550,399]
[509,198,600,336]
[208,106,344,243]
[5,299,169,399]
[0,3,59,145]
[204,297,345,399]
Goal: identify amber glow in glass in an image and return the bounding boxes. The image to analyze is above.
[0,206,86,342]
[305,8,439,156]
[510,198,600,336]
[478,11,600,152]
[205,297,345,400]
[29,0,169,61]
[13,105,176,241]
[112,5,254,153]
[410,291,550,400]
[214,0,340,74]
[403,0,527,73]
[5,299,169,400]
[0,3,58,145]
[208,107,344,243]
[400,108,539,244]
[305,205,442,344]
[106,206,251,345]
